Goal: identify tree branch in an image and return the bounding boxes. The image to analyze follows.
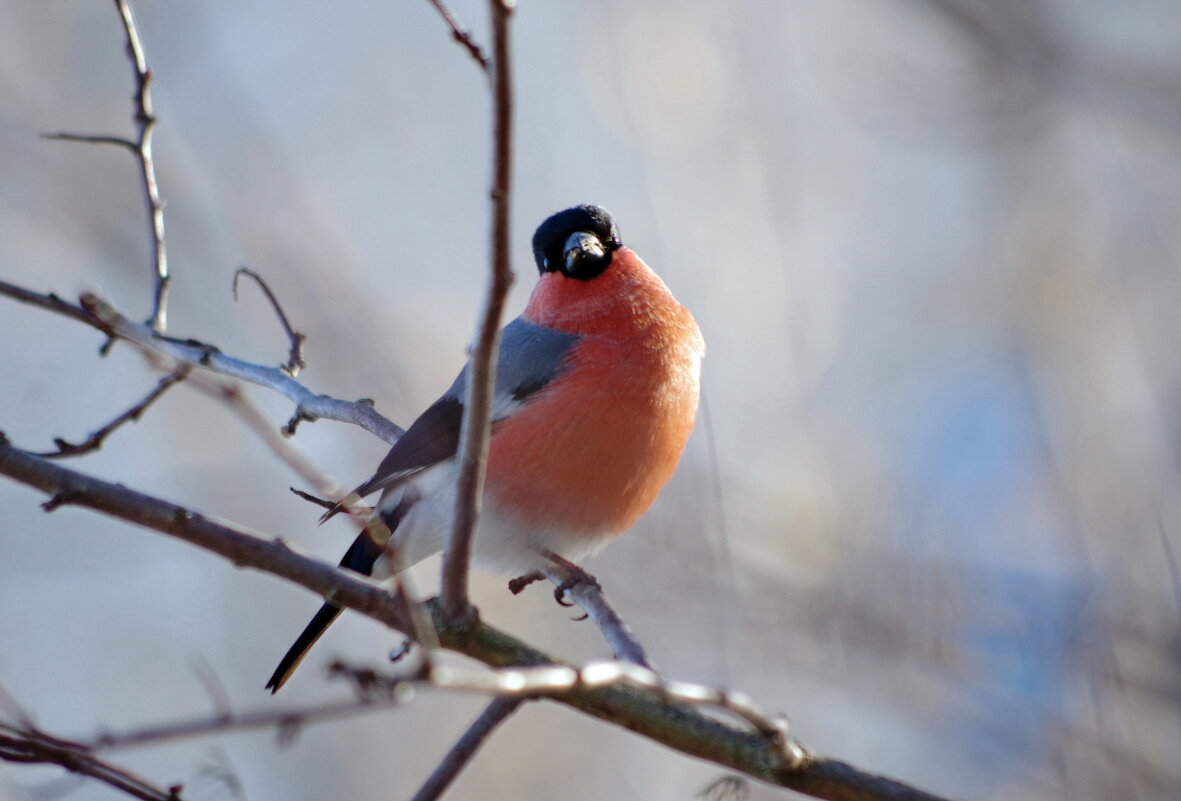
[43,0,170,331]
[0,724,184,801]
[0,283,404,444]
[409,697,525,801]
[233,267,307,377]
[441,0,516,621]
[0,442,957,801]
[36,369,188,459]
[115,0,170,331]
[423,0,489,72]
[542,557,654,668]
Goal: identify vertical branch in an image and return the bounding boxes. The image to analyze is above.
[115,0,170,332]
[440,0,515,622]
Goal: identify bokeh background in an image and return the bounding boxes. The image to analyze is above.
[3,1,1181,799]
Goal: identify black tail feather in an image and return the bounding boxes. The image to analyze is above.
[265,602,344,693]
[265,529,388,693]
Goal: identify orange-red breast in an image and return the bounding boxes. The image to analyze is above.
[267,205,703,692]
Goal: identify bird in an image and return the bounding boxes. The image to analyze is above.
[266,204,704,692]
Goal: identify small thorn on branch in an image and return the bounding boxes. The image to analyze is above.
[282,408,315,437]
[41,492,75,512]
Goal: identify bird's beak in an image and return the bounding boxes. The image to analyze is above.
[564,231,606,272]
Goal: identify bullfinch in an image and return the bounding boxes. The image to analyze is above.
[266,204,704,692]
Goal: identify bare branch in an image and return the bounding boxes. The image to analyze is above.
[0,724,184,801]
[37,369,187,459]
[85,695,408,752]
[543,556,654,669]
[334,658,803,767]
[0,443,957,801]
[0,282,404,444]
[41,132,137,151]
[441,0,516,622]
[233,267,307,377]
[45,0,171,330]
[409,697,525,801]
[114,0,170,331]
[199,376,342,497]
[0,440,413,633]
[424,0,490,72]
[0,279,117,337]
[189,373,438,657]
[85,291,405,442]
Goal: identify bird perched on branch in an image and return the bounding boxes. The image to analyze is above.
[267,204,704,692]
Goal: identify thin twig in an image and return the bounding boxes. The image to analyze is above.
[233,267,307,377]
[83,291,405,442]
[85,694,409,752]
[0,282,404,443]
[36,369,187,459]
[332,659,803,768]
[441,0,516,622]
[410,697,524,801]
[0,280,117,336]
[198,375,438,656]
[0,724,184,801]
[41,133,137,151]
[115,0,170,331]
[542,556,654,669]
[424,0,490,72]
[45,0,170,331]
[0,443,958,801]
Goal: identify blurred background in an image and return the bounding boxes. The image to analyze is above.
[2,1,1181,799]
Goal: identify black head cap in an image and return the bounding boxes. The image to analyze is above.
[532,204,623,280]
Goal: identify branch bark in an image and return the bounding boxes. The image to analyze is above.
[0,441,957,801]
[0,724,184,801]
[0,283,404,444]
[44,0,170,330]
[409,697,525,801]
[441,0,516,621]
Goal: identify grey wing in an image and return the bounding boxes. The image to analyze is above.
[321,317,577,520]
[447,316,580,421]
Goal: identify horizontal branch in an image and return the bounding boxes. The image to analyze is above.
[0,442,956,801]
[0,724,183,801]
[0,281,403,444]
[0,439,411,631]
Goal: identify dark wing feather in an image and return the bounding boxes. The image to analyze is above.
[319,317,578,523]
[319,395,462,522]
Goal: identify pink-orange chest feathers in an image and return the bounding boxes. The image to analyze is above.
[485,248,704,536]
